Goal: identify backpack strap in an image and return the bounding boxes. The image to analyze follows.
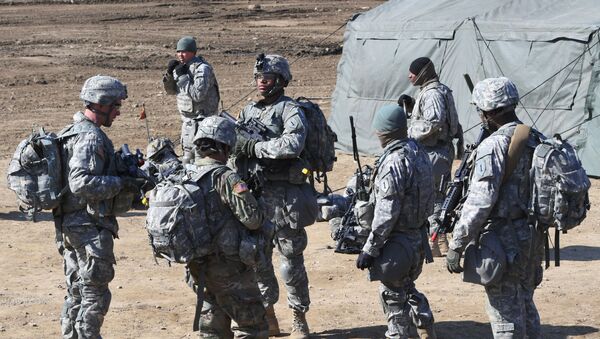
[503,124,531,184]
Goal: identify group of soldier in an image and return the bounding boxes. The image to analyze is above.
[51,34,547,339]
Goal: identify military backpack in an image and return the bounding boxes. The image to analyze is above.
[145,165,225,264]
[295,97,337,176]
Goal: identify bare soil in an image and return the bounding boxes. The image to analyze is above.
[0,1,598,338]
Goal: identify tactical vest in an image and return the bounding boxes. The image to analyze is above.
[412,81,459,145]
[58,115,118,216]
[176,57,220,119]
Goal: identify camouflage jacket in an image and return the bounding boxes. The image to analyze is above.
[362,139,434,257]
[164,55,220,119]
[239,94,307,160]
[408,80,459,147]
[59,112,123,234]
[450,121,542,252]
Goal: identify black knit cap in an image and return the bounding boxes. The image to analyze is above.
[409,57,431,75]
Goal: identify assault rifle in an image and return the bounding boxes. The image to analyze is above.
[333,116,371,254]
[431,74,488,240]
[431,128,489,240]
[219,110,268,142]
[117,144,157,190]
[219,111,269,196]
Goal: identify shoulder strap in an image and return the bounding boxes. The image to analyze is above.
[504,124,531,184]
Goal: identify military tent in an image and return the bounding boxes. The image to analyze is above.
[330,0,600,176]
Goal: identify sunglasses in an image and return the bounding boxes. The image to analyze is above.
[254,73,277,81]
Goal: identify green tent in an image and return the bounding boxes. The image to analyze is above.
[330,0,600,176]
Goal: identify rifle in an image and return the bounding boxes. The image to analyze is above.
[333,116,371,254]
[219,110,268,142]
[350,116,369,201]
[117,144,157,190]
[431,74,489,240]
[219,111,268,196]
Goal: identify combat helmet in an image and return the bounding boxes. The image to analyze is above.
[147,137,176,160]
[254,53,292,83]
[80,75,128,106]
[472,77,519,111]
[193,116,237,149]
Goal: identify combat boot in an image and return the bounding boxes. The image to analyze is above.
[429,238,442,257]
[437,233,449,256]
[265,304,281,336]
[290,309,310,339]
[417,324,437,339]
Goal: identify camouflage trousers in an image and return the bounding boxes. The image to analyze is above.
[180,116,202,164]
[424,145,452,235]
[254,182,313,312]
[188,255,268,339]
[60,225,115,339]
[377,232,433,339]
[484,281,541,338]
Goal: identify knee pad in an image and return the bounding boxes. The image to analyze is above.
[81,256,115,286]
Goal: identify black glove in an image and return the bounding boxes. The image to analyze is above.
[356,251,375,270]
[234,137,257,158]
[167,59,180,74]
[398,94,415,113]
[121,177,147,193]
[446,248,464,273]
[174,63,189,77]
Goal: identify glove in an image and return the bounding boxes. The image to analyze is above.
[446,248,464,273]
[121,177,147,193]
[167,59,180,74]
[174,63,189,77]
[233,137,257,158]
[356,251,375,270]
[398,94,415,113]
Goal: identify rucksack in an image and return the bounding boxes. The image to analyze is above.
[7,127,66,217]
[296,97,337,175]
[145,165,224,264]
[529,134,591,231]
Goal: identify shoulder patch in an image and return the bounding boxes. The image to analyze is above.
[233,182,249,194]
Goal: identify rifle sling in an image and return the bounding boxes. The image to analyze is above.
[504,124,531,184]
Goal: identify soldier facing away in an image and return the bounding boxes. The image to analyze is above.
[399,57,463,257]
[163,35,220,165]
[143,136,182,182]
[446,77,545,338]
[187,116,269,338]
[355,105,437,339]
[231,53,318,338]
[55,75,144,338]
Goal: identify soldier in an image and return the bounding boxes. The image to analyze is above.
[356,105,437,339]
[143,137,182,181]
[56,75,144,338]
[399,57,463,257]
[446,77,545,338]
[163,35,220,164]
[188,116,269,338]
[232,54,318,338]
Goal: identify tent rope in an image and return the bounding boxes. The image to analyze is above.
[471,19,536,127]
[224,20,349,112]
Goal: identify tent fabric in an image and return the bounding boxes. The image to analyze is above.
[330,0,600,176]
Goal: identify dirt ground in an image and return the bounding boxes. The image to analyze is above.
[0,1,599,338]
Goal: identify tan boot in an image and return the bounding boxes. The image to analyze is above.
[265,304,280,336]
[290,309,310,339]
[437,233,449,256]
[417,324,437,339]
[429,238,442,257]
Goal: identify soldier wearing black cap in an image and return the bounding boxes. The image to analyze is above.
[398,57,463,257]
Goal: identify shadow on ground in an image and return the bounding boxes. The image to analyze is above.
[312,321,598,339]
[555,245,600,262]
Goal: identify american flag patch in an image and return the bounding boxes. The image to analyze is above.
[233,182,249,194]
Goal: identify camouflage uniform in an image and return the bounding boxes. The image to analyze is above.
[57,112,125,339]
[408,79,460,253]
[450,77,544,338]
[163,47,220,164]
[142,137,182,181]
[237,94,315,313]
[188,156,269,339]
[362,138,436,339]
